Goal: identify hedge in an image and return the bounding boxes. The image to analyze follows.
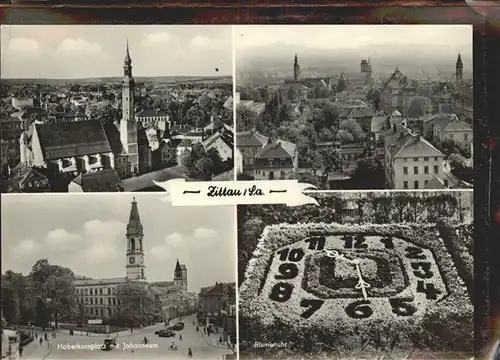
[239,222,473,359]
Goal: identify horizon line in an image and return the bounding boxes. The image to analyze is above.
[0,74,232,81]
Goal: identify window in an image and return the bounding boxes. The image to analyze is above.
[444,179,449,187]
[90,289,93,295]
[434,157,438,161]
[414,180,419,189]
[280,171,286,179]
[413,157,419,161]
[99,288,102,295]
[403,181,408,189]
[425,180,429,186]
[424,157,429,162]
[424,166,429,174]
[403,167,408,175]
[414,166,418,175]
[280,160,285,167]
[464,134,468,141]
[403,158,408,162]
[434,165,439,174]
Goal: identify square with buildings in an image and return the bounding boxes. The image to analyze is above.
[1,194,236,359]
[0,25,235,193]
[234,25,473,190]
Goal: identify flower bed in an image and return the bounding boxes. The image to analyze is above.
[239,222,473,357]
[437,222,474,303]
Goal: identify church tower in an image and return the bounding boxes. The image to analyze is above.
[293,54,301,82]
[174,259,187,291]
[125,197,146,281]
[456,53,463,83]
[120,41,139,176]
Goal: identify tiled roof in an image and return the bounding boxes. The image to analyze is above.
[178,139,192,147]
[223,96,233,109]
[371,116,389,133]
[440,120,472,131]
[136,108,168,117]
[236,130,268,147]
[2,164,48,192]
[390,131,444,158]
[74,277,126,286]
[212,170,234,181]
[121,165,189,192]
[1,116,20,124]
[71,169,121,192]
[257,139,297,159]
[348,106,374,118]
[35,121,112,160]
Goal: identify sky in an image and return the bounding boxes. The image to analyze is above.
[234,25,473,50]
[0,25,233,79]
[1,194,236,293]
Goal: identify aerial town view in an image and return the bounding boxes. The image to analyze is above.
[235,25,473,190]
[0,25,234,193]
[1,194,237,359]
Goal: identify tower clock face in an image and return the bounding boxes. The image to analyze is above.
[129,256,135,265]
[258,234,447,322]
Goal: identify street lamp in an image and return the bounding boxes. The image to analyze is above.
[46,297,56,329]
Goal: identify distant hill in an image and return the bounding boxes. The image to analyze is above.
[236,42,473,75]
[0,75,232,85]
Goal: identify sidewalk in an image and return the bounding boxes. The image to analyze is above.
[200,328,232,351]
[19,324,161,338]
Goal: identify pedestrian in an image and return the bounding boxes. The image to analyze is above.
[35,333,38,339]
[39,338,43,346]
[219,336,223,343]
[44,333,48,341]
[179,334,183,341]
[19,346,23,357]
[188,348,192,358]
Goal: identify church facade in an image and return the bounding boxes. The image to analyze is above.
[16,42,154,184]
[74,197,188,320]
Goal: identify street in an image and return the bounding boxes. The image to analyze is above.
[19,314,232,360]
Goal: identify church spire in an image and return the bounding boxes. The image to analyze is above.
[125,40,131,65]
[456,52,463,82]
[126,197,143,236]
[175,259,181,272]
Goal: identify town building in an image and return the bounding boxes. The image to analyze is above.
[198,282,236,343]
[11,42,169,189]
[380,66,417,117]
[383,124,446,189]
[422,113,473,148]
[74,198,188,320]
[68,169,121,192]
[236,130,269,177]
[11,97,34,110]
[253,139,298,180]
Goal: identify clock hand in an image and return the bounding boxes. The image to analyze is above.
[354,263,370,300]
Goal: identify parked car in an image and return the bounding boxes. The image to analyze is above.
[157,330,175,338]
[101,337,117,351]
[169,323,183,331]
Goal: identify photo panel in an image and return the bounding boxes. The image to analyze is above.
[238,190,474,359]
[0,25,235,193]
[234,25,473,192]
[1,193,237,359]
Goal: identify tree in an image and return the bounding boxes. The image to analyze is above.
[114,282,158,327]
[29,259,77,328]
[86,101,119,124]
[287,86,298,101]
[236,105,259,132]
[1,140,19,168]
[314,85,329,99]
[340,119,365,142]
[337,77,347,93]
[185,104,209,127]
[367,88,381,110]
[350,157,386,189]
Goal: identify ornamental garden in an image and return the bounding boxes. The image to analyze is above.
[238,192,473,359]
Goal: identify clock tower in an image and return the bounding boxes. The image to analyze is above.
[126,197,146,281]
[120,40,139,176]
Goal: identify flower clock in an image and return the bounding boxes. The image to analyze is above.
[239,222,473,351]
